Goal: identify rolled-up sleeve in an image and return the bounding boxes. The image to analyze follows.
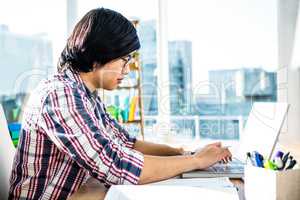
[102,108,137,149]
[40,86,144,186]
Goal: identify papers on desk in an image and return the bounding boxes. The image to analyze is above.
[105,178,239,200]
[151,177,234,188]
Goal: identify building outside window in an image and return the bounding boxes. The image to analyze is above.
[1,0,279,147]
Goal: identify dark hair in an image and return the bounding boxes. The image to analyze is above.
[58,8,140,72]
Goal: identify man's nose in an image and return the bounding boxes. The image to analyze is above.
[123,64,130,75]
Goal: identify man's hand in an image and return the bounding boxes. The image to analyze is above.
[138,145,231,184]
[205,142,232,163]
[193,143,232,169]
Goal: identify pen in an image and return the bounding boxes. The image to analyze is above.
[254,151,264,168]
[246,152,256,166]
[285,160,297,170]
[264,160,277,170]
[250,152,258,167]
[275,151,284,159]
[274,156,283,170]
[281,152,290,169]
[273,152,284,170]
[283,156,292,170]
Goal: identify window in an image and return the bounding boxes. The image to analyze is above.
[1,0,281,147]
[78,0,159,138]
[0,0,66,146]
[163,0,278,145]
[0,0,65,120]
[78,0,279,146]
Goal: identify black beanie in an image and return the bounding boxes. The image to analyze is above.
[58,8,140,72]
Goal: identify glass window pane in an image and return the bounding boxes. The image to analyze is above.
[78,0,159,139]
[166,0,278,144]
[0,0,65,125]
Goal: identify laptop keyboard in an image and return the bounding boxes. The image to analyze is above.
[181,158,245,178]
[209,159,244,173]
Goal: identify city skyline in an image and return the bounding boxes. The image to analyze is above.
[138,20,193,115]
[0,24,53,95]
[1,0,278,91]
[0,18,278,140]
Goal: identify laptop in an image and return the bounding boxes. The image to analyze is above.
[182,102,289,178]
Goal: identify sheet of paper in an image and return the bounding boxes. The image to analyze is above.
[105,185,239,200]
[150,177,234,189]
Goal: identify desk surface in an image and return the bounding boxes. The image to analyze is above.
[68,178,244,200]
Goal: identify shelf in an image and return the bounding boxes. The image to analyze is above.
[129,62,140,71]
[117,85,139,90]
[102,19,144,140]
[122,120,142,125]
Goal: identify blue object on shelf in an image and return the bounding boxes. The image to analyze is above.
[8,122,21,140]
[8,122,21,132]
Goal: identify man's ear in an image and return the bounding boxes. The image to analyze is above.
[92,62,101,71]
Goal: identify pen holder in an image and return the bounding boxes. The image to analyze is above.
[244,165,300,200]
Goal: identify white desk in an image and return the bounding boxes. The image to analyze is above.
[68,176,244,200]
[104,178,243,200]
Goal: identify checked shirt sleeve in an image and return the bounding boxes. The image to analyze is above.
[101,104,137,149]
[40,86,144,186]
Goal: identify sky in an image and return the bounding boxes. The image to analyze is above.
[0,0,278,90]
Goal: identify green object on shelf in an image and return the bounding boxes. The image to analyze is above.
[121,97,130,122]
[121,109,129,122]
[12,139,18,147]
[10,130,19,140]
[107,105,118,120]
[12,107,20,121]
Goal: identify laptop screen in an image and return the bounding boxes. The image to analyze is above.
[236,102,289,161]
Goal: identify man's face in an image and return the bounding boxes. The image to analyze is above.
[93,55,131,90]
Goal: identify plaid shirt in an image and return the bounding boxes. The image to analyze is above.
[9,68,144,200]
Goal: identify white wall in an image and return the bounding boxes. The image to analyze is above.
[277,0,300,144]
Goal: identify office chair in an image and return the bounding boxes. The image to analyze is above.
[0,104,16,199]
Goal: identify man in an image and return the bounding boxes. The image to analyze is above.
[9,8,231,200]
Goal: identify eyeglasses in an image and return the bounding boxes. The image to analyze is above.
[120,54,134,73]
